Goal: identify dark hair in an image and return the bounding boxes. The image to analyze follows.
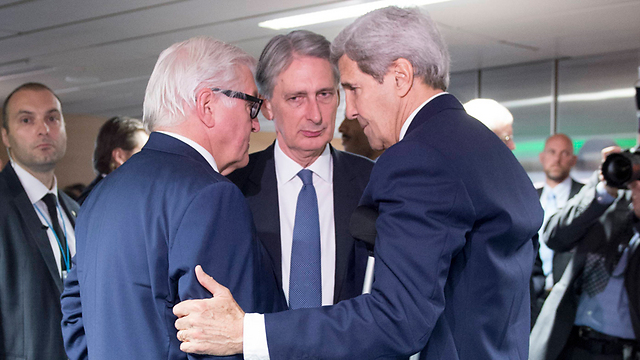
[2,82,60,131]
[93,116,145,175]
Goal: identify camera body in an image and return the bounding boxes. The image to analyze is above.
[602,148,640,188]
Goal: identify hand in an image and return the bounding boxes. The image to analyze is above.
[173,265,245,355]
[599,145,622,197]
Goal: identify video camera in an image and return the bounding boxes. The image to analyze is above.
[602,148,640,188]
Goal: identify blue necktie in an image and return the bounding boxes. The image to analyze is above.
[289,169,322,309]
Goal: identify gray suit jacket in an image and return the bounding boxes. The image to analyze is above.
[536,178,584,283]
[530,173,639,360]
[0,163,79,360]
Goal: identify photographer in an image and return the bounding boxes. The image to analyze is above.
[530,146,640,360]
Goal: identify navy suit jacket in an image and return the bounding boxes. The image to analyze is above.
[262,94,543,359]
[0,164,78,360]
[227,144,373,304]
[60,133,285,360]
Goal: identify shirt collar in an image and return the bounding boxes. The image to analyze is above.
[399,92,448,141]
[10,160,58,205]
[274,140,332,184]
[542,176,572,200]
[156,131,219,172]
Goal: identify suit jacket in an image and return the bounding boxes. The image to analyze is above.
[227,143,373,304]
[536,179,584,283]
[530,173,640,360]
[60,132,285,360]
[262,94,544,359]
[0,163,79,360]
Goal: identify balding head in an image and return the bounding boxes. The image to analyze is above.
[539,133,577,186]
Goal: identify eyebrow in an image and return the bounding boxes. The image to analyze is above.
[341,82,355,90]
[15,108,60,116]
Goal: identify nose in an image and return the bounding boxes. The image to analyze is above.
[506,139,516,151]
[344,92,357,120]
[306,98,322,124]
[36,118,50,135]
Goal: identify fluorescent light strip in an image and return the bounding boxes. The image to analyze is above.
[259,0,450,30]
[500,88,636,109]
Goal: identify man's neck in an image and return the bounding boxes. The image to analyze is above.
[12,160,55,189]
[395,86,444,143]
[545,176,569,189]
[276,138,325,169]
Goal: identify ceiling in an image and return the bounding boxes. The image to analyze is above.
[0,0,639,126]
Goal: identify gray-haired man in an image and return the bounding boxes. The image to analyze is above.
[174,7,542,359]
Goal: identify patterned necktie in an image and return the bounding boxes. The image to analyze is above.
[289,169,322,309]
[41,193,69,272]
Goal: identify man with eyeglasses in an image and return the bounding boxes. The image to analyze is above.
[60,36,285,360]
[226,30,374,312]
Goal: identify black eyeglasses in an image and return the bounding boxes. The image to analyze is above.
[211,88,263,119]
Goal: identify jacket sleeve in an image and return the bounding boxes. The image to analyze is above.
[60,256,88,360]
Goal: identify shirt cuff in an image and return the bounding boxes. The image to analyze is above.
[243,313,270,360]
[595,181,616,205]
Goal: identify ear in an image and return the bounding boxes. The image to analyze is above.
[391,58,414,97]
[195,88,216,128]
[262,99,275,121]
[1,127,9,149]
[569,154,578,167]
[111,147,129,168]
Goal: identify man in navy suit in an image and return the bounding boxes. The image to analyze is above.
[227,30,373,308]
[174,7,543,359]
[60,36,285,360]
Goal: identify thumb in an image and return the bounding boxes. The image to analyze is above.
[195,265,227,297]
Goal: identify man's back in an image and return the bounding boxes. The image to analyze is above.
[263,94,543,359]
[74,133,281,359]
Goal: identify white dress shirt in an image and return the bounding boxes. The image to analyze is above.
[11,160,76,279]
[274,140,336,306]
[156,131,219,172]
[538,176,574,289]
[243,93,447,360]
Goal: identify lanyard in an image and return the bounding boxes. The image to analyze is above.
[35,200,71,272]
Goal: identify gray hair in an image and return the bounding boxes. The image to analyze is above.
[256,30,339,99]
[143,36,256,131]
[331,6,450,90]
[463,98,514,131]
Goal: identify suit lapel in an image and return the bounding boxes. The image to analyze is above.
[246,145,284,291]
[2,165,63,293]
[331,147,361,303]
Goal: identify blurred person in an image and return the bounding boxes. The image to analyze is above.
[531,146,640,360]
[0,82,79,360]
[227,30,373,309]
[60,36,285,360]
[464,98,515,150]
[537,134,584,287]
[63,182,86,201]
[173,7,542,359]
[338,116,383,160]
[76,116,148,204]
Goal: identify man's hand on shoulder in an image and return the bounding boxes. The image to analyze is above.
[173,265,245,355]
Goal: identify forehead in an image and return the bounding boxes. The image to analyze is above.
[236,65,258,94]
[545,136,572,150]
[275,56,335,91]
[338,55,364,82]
[7,88,61,116]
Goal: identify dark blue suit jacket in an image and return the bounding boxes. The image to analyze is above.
[263,94,543,359]
[61,132,285,360]
[226,144,373,304]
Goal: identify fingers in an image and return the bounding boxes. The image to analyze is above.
[195,265,228,297]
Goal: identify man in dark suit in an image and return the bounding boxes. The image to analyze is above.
[173,7,543,359]
[530,146,640,360]
[227,30,373,308]
[0,82,79,360]
[60,36,285,360]
[532,133,584,323]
